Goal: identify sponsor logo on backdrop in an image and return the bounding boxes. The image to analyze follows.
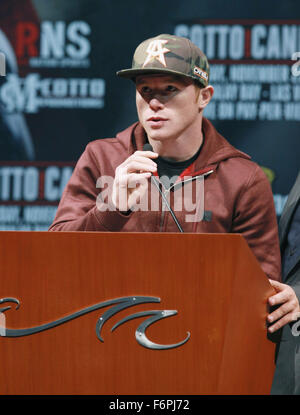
[16,21,91,68]
[174,20,300,121]
[0,20,106,112]
[0,163,74,230]
[0,20,105,229]
[0,74,105,113]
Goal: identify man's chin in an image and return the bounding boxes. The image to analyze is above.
[146,129,170,142]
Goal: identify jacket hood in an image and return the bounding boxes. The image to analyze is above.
[115,118,251,170]
[198,118,251,168]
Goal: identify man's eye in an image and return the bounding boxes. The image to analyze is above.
[166,85,177,92]
[141,86,152,94]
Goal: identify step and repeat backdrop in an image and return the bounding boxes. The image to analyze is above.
[0,0,299,230]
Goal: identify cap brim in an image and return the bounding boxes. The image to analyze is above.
[116,67,205,85]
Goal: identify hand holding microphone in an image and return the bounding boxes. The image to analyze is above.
[111,147,158,212]
[112,144,184,232]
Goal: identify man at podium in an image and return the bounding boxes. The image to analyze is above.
[49,34,280,282]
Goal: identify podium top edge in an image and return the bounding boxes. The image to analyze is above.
[0,230,244,239]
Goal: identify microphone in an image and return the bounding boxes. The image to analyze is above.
[143,143,184,233]
[143,143,155,153]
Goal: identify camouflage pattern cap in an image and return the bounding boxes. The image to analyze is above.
[117,34,210,87]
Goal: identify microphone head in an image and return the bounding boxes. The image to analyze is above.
[143,143,153,152]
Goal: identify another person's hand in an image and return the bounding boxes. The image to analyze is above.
[267,279,300,332]
[112,150,158,212]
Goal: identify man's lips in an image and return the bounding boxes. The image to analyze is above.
[147,116,168,121]
[147,117,168,128]
[147,117,168,129]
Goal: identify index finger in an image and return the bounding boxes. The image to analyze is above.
[269,289,292,306]
[134,150,159,158]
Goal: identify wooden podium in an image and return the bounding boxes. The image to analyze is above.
[0,231,275,395]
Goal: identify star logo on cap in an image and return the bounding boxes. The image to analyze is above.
[143,39,170,68]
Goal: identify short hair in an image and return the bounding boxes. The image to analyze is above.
[193,80,204,101]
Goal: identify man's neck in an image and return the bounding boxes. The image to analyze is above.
[148,131,203,162]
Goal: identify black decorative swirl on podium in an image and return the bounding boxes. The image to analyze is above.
[0,296,190,350]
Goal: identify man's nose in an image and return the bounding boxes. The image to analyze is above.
[149,96,164,111]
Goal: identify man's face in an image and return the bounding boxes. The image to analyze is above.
[135,74,202,143]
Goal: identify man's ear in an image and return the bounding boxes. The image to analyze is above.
[198,85,214,110]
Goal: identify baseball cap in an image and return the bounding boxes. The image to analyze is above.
[117,34,210,87]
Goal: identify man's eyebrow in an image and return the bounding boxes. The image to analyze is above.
[135,78,147,85]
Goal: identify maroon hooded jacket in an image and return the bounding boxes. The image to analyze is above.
[49,118,281,281]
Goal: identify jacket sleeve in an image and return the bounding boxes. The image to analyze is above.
[48,144,132,232]
[232,164,281,281]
